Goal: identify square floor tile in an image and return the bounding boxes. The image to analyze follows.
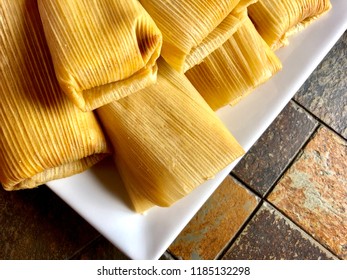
[169,176,260,260]
[223,203,337,260]
[268,126,347,259]
[233,101,318,196]
[294,32,347,139]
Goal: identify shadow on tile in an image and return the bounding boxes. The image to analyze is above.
[0,186,99,259]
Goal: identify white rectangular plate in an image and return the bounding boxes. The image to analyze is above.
[47,0,347,260]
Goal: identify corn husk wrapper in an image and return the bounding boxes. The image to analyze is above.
[97,59,244,213]
[38,0,162,111]
[139,0,257,73]
[248,0,332,50]
[186,15,282,111]
[0,0,110,191]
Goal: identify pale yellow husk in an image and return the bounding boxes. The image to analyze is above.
[97,59,245,213]
[0,0,110,191]
[38,0,162,111]
[248,0,332,50]
[186,15,282,111]
[139,0,257,73]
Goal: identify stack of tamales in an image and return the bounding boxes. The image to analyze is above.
[0,0,332,212]
[35,0,245,212]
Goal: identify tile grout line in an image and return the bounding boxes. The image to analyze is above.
[264,199,342,260]
[67,234,102,260]
[261,106,346,258]
[231,99,321,199]
[262,124,321,198]
[292,99,347,141]
[260,102,344,259]
[165,249,180,260]
[257,126,331,255]
[230,172,264,198]
[230,104,321,200]
[217,104,323,259]
[215,181,264,260]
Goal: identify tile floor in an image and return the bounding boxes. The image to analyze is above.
[0,32,346,260]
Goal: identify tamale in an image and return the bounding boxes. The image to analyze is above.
[139,0,257,73]
[38,0,162,111]
[186,16,282,111]
[248,0,332,50]
[0,0,110,190]
[97,59,245,213]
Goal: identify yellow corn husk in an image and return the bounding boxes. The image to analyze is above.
[97,59,244,213]
[139,0,257,73]
[0,0,110,191]
[186,15,282,111]
[38,0,162,111]
[248,0,332,50]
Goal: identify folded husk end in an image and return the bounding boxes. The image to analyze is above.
[2,153,110,191]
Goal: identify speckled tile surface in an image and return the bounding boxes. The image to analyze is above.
[268,126,347,259]
[232,101,318,196]
[169,176,260,260]
[0,186,99,259]
[294,32,347,139]
[223,203,337,260]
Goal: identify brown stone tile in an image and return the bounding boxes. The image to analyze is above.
[232,101,318,196]
[294,32,347,139]
[71,236,130,260]
[0,186,99,259]
[268,126,347,259]
[223,203,337,260]
[169,176,260,260]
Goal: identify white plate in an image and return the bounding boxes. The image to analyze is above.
[47,0,347,260]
